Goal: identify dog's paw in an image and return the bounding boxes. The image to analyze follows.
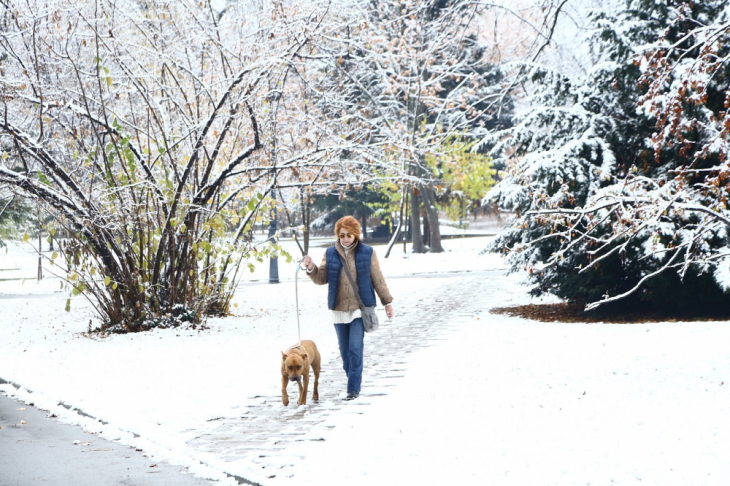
[282,398,289,406]
[313,393,319,401]
[297,398,306,405]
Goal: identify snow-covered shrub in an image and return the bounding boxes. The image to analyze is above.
[0,0,348,330]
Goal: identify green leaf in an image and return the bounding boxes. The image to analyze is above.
[104,276,111,286]
[247,200,256,211]
[65,299,71,312]
[72,287,80,296]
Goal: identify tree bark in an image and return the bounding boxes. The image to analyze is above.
[301,187,310,255]
[419,183,444,253]
[384,184,408,259]
[403,190,409,254]
[422,206,430,246]
[410,187,426,253]
[304,199,311,255]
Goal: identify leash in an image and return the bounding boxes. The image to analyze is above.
[294,257,307,347]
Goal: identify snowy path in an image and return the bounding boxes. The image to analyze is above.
[2,238,729,486]
[186,271,501,480]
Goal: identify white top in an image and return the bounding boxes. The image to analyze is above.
[332,309,362,325]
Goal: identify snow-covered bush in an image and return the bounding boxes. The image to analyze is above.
[483,0,730,311]
[0,0,353,330]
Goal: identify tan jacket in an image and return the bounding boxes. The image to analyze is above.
[308,239,393,312]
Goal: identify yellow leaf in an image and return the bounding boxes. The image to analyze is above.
[23,233,29,242]
[104,276,111,286]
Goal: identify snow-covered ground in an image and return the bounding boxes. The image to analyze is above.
[1,236,729,485]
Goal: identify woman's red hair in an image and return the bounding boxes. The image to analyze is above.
[335,216,361,240]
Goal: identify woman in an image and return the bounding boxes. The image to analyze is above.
[303,215,395,401]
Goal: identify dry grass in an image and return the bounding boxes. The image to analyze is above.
[490,302,730,324]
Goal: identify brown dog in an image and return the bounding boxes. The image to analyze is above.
[281,340,321,406]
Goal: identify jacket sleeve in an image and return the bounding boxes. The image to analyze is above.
[307,252,329,285]
[370,250,393,305]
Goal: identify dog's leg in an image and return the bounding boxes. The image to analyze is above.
[281,374,289,406]
[312,360,320,401]
[296,377,305,405]
[299,371,309,405]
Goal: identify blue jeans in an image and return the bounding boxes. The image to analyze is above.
[334,318,364,394]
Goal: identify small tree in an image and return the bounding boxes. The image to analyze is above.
[321,0,509,252]
[428,137,496,225]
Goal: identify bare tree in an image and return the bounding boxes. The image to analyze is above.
[315,0,512,253]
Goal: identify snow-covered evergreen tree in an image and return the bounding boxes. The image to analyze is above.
[483,0,730,311]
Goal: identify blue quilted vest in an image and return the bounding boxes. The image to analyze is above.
[326,242,377,310]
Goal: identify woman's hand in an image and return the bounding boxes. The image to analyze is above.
[303,255,314,271]
[385,304,395,319]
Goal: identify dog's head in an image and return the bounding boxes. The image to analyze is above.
[281,351,308,382]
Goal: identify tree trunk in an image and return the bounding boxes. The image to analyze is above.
[419,183,444,253]
[360,213,367,240]
[301,187,310,255]
[385,185,407,258]
[36,203,42,281]
[403,190,409,254]
[304,199,311,255]
[410,187,426,253]
[422,206,430,246]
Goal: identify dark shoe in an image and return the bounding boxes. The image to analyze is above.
[345,392,359,401]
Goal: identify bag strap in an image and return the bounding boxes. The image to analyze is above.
[338,252,365,310]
